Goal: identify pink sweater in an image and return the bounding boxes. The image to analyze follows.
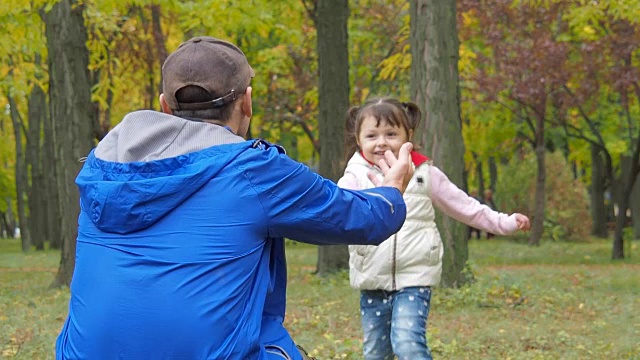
[339,163,518,235]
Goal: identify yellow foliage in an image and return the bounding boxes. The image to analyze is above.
[461,10,478,28]
[459,43,477,79]
[582,25,596,35]
[377,45,411,81]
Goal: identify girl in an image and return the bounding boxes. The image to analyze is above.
[337,97,530,360]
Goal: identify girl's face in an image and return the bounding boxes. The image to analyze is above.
[357,115,411,165]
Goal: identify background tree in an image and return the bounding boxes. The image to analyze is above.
[559,2,640,257]
[2,0,638,283]
[410,0,469,287]
[0,0,51,251]
[6,88,32,252]
[26,55,48,250]
[43,0,95,287]
[459,0,572,246]
[632,178,640,239]
[0,101,17,239]
[312,0,351,275]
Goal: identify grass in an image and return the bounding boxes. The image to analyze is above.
[1,237,639,359]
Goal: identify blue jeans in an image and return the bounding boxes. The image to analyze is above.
[360,287,432,360]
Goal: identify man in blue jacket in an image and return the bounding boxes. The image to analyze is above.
[56,36,413,360]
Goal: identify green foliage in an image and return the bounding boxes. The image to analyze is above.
[496,152,592,241]
[462,100,520,167]
[0,99,16,214]
[350,0,410,100]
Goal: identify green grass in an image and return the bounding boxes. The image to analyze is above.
[1,237,639,359]
[0,240,67,360]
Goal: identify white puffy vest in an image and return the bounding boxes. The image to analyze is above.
[345,153,444,290]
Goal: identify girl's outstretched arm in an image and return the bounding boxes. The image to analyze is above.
[430,166,527,235]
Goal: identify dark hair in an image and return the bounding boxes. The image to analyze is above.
[344,97,422,158]
[171,85,238,121]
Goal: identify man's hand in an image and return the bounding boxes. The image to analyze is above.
[367,142,414,194]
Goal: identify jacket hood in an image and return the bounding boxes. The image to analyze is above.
[76,110,249,234]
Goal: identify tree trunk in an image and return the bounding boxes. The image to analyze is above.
[1,212,9,238]
[27,56,47,250]
[7,95,32,252]
[488,156,498,194]
[411,0,469,287]
[612,179,629,259]
[43,0,95,287]
[529,112,546,246]
[137,6,158,110]
[590,144,608,238]
[3,198,16,238]
[612,151,640,259]
[474,153,485,202]
[631,175,640,240]
[151,4,168,96]
[42,76,61,250]
[315,0,350,275]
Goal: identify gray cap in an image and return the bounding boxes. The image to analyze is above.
[162,36,255,110]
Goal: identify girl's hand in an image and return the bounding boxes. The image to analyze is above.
[515,214,531,231]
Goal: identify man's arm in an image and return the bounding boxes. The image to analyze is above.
[242,146,412,246]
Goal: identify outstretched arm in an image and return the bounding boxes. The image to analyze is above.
[430,166,529,235]
[244,147,409,246]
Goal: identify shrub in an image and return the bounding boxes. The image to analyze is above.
[495,151,591,241]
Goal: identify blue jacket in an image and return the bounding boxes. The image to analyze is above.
[56,112,406,360]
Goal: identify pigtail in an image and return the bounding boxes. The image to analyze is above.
[346,106,360,135]
[402,101,422,131]
[344,105,361,161]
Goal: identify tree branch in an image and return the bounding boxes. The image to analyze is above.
[512,98,538,138]
[494,96,535,147]
[300,0,317,25]
[282,113,321,154]
[561,85,607,148]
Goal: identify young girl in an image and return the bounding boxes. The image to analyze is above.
[337,97,530,360]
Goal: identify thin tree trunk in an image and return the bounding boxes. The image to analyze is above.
[590,144,608,238]
[4,198,16,238]
[7,95,32,251]
[612,150,640,259]
[529,111,546,246]
[151,4,168,96]
[1,212,9,238]
[411,0,469,287]
[43,0,95,287]
[474,153,485,202]
[631,175,640,240]
[315,0,350,275]
[137,6,157,109]
[42,78,61,250]
[27,62,47,250]
[488,156,498,194]
[612,183,629,259]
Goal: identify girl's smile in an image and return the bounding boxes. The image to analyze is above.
[357,115,411,165]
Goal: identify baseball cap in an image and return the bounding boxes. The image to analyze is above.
[162,36,255,111]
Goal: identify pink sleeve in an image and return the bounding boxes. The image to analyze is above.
[337,172,362,190]
[430,166,518,235]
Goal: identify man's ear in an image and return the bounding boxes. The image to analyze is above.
[159,94,173,114]
[241,86,253,118]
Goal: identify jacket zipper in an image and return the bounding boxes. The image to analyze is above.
[392,233,397,290]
